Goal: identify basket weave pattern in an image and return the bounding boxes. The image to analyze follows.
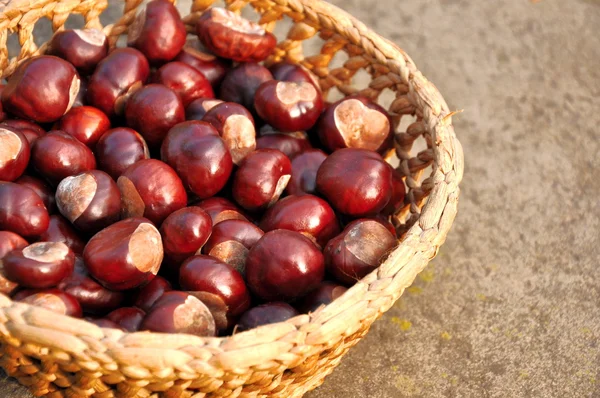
[0,0,463,396]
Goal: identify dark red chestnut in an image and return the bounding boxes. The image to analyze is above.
[0,182,50,238]
[179,255,250,330]
[140,291,216,336]
[202,102,256,165]
[3,241,74,288]
[1,56,80,123]
[186,98,223,121]
[19,289,82,317]
[196,197,249,225]
[195,8,276,63]
[38,215,86,255]
[317,96,393,153]
[256,130,311,159]
[15,175,56,214]
[153,62,214,106]
[83,217,163,290]
[296,281,347,313]
[286,149,327,196]
[236,302,299,332]
[95,127,150,180]
[56,170,121,234]
[106,307,146,332]
[382,166,406,216]
[0,126,30,181]
[0,119,45,144]
[31,131,96,186]
[88,318,124,330]
[125,84,185,149]
[160,206,212,267]
[316,148,392,217]
[246,229,324,301]
[117,159,187,225]
[127,0,186,65]
[325,219,397,285]
[55,106,110,148]
[260,195,339,247]
[269,62,320,89]
[232,149,291,212]
[219,63,273,117]
[161,121,232,198]
[0,231,27,295]
[202,219,263,275]
[87,48,150,117]
[174,47,229,87]
[47,28,109,75]
[132,275,172,312]
[254,80,323,132]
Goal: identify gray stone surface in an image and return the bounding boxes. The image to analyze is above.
[2,0,600,397]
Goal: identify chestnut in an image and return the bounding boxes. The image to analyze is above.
[269,62,320,89]
[0,119,45,144]
[324,219,397,285]
[232,149,291,212]
[0,126,30,181]
[72,77,88,108]
[195,8,276,63]
[140,290,216,336]
[316,148,393,217]
[87,48,150,117]
[236,302,299,332]
[15,176,56,214]
[38,215,86,255]
[83,217,163,290]
[382,166,406,216]
[117,159,187,225]
[0,182,50,238]
[95,127,150,180]
[55,170,121,234]
[127,0,186,65]
[175,47,229,87]
[132,275,172,312]
[47,28,109,75]
[185,98,223,121]
[1,56,80,123]
[55,106,110,148]
[202,219,263,275]
[19,289,82,317]
[161,121,232,198]
[0,231,27,295]
[106,307,146,332]
[260,195,340,247]
[160,206,212,267]
[246,229,324,301]
[196,197,249,225]
[254,80,323,132]
[202,102,256,165]
[219,63,273,117]
[31,131,97,186]
[3,241,75,288]
[295,281,347,313]
[153,62,214,106]
[125,84,185,149]
[256,130,311,160]
[317,96,393,153]
[179,255,250,330]
[286,149,327,196]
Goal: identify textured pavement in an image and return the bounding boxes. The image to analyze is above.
[2,0,600,397]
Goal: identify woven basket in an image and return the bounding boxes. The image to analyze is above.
[0,0,463,396]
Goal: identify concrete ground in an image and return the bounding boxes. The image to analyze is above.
[2,0,600,397]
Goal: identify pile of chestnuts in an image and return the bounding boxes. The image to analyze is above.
[0,1,405,337]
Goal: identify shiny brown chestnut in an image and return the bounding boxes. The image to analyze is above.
[325,219,397,285]
[316,148,393,217]
[175,47,229,87]
[382,166,406,216]
[0,231,27,295]
[117,159,187,225]
[232,149,291,212]
[185,98,223,121]
[38,215,86,255]
[295,281,347,313]
[219,63,273,117]
[195,8,276,63]
[161,121,232,198]
[3,242,74,288]
[0,126,30,182]
[106,307,146,332]
[87,48,150,117]
[246,229,325,301]
[0,182,50,238]
[1,56,80,123]
[127,0,186,65]
[260,195,340,247]
[0,119,45,145]
[19,289,82,317]
[140,291,216,336]
[196,197,249,225]
[269,62,321,89]
[153,62,214,106]
[55,106,110,148]
[236,302,299,332]
[256,129,312,160]
[317,96,393,153]
[286,149,327,196]
[15,176,56,214]
[83,217,163,290]
[132,275,172,312]
[56,170,121,234]
[95,127,150,180]
[125,84,185,149]
[254,80,323,132]
[47,29,109,75]
[160,206,212,267]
